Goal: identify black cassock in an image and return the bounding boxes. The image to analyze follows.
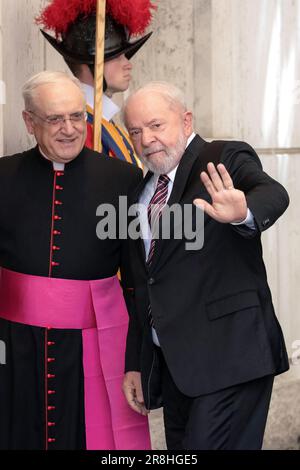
[0,146,141,449]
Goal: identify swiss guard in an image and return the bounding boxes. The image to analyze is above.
[37,0,156,165]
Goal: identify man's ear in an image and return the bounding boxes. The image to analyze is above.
[183,111,193,136]
[22,110,35,135]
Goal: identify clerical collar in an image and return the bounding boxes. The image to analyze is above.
[38,147,65,171]
[81,83,120,121]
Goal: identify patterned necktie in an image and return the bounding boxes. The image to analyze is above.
[146,174,170,326]
[147,174,170,265]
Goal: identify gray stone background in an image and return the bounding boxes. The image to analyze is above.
[0,0,300,449]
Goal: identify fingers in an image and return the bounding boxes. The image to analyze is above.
[206,162,224,191]
[133,378,148,415]
[123,372,149,416]
[129,394,148,416]
[200,171,216,198]
[216,163,234,189]
[200,163,234,193]
[134,379,145,406]
[124,386,146,415]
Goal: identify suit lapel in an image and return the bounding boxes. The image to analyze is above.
[167,135,206,207]
[131,170,154,262]
[131,170,153,204]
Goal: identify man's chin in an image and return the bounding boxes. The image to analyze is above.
[60,154,79,163]
[144,161,175,175]
[55,142,84,162]
[53,150,79,164]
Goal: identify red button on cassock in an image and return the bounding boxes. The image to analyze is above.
[47,406,56,411]
[48,422,56,427]
[48,438,56,443]
[47,341,55,346]
[47,358,55,363]
[48,390,56,395]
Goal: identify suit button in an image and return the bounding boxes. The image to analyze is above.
[262,218,270,227]
[148,278,155,285]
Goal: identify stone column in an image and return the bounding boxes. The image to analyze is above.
[210,0,300,449]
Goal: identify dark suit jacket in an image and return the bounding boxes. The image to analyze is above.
[125,135,290,409]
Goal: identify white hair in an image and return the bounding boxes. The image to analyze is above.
[22,71,85,110]
[122,81,187,123]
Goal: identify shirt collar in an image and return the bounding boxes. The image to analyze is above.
[187,132,196,147]
[81,83,120,121]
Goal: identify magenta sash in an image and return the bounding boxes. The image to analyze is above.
[0,267,151,450]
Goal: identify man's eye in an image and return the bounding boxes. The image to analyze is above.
[47,115,62,124]
[130,130,141,136]
[70,112,84,121]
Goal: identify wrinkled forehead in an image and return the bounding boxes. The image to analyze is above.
[129,89,176,109]
[125,90,181,123]
[32,81,86,112]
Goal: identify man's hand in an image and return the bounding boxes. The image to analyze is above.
[122,371,149,416]
[193,162,247,223]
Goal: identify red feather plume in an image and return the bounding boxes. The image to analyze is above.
[36,0,157,37]
[36,0,96,36]
[106,0,157,36]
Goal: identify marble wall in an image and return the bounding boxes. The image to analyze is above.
[211,0,300,148]
[0,0,299,448]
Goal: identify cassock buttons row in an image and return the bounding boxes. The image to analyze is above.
[46,327,56,444]
[46,170,64,444]
[51,171,65,271]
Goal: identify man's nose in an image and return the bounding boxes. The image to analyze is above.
[141,129,155,147]
[60,118,75,134]
[122,56,132,70]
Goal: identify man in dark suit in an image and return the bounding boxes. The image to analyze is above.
[122,81,290,450]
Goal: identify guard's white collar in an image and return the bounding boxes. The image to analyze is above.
[81,83,120,121]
